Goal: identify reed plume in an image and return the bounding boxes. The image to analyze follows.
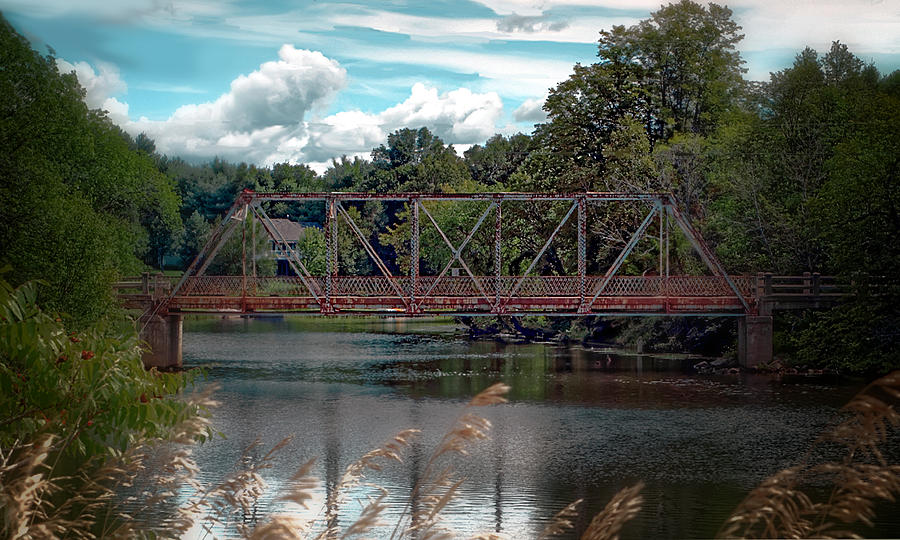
[580,483,644,540]
[720,370,900,539]
[537,499,583,539]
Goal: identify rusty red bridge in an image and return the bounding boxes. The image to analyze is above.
[118,191,843,369]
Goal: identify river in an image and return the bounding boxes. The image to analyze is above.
[172,316,896,539]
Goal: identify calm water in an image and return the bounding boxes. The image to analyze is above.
[171,316,896,539]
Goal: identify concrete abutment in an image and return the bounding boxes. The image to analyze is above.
[140,313,183,370]
[738,315,773,368]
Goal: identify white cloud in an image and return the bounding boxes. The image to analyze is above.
[56,59,126,108]
[736,1,900,54]
[56,58,132,124]
[470,0,662,17]
[55,44,506,166]
[513,96,547,123]
[101,97,131,124]
[64,43,503,168]
[128,45,347,163]
[324,10,624,44]
[304,83,504,162]
[470,0,899,55]
[1,0,236,23]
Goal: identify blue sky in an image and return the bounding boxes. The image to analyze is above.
[2,0,898,171]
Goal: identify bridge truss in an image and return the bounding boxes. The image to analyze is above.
[164,191,753,317]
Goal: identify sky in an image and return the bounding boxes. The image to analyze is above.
[2,0,898,172]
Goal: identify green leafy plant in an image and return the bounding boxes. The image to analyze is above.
[0,274,213,537]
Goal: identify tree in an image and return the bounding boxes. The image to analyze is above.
[631,0,745,139]
[323,156,374,190]
[464,133,531,186]
[365,127,469,192]
[0,15,181,322]
[533,1,744,196]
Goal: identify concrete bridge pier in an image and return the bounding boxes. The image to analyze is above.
[738,315,773,368]
[140,313,183,370]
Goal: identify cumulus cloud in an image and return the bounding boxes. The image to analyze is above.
[56,58,131,123]
[55,44,502,170]
[513,96,547,123]
[128,45,346,163]
[304,83,504,163]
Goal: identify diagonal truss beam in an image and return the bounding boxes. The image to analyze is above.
[163,191,749,316]
[418,200,495,304]
[335,202,409,308]
[169,194,247,299]
[583,204,658,310]
[502,201,578,309]
[666,203,749,312]
[251,204,325,307]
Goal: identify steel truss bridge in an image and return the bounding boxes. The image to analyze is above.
[120,191,842,318]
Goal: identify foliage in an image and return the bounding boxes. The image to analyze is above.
[205,215,276,277]
[365,127,470,193]
[295,227,327,275]
[0,275,212,536]
[463,133,532,186]
[0,15,181,323]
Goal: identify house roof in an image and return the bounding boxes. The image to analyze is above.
[268,218,307,241]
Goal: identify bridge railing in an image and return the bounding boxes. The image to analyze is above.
[126,275,756,298]
[756,273,845,298]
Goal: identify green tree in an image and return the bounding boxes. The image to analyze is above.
[0,15,181,323]
[463,133,531,186]
[534,0,744,192]
[296,228,327,275]
[365,127,469,192]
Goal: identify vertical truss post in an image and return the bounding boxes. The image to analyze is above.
[494,200,502,310]
[664,201,670,299]
[330,199,338,276]
[241,208,248,312]
[578,197,586,307]
[251,212,257,278]
[325,197,335,308]
[410,197,420,312]
[658,200,663,277]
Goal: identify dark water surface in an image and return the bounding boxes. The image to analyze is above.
[176,316,896,539]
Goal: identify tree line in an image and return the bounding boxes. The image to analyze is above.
[1,1,897,371]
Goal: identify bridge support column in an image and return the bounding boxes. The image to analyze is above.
[738,315,772,368]
[140,314,183,370]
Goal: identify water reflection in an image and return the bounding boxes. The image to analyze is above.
[176,316,893,539]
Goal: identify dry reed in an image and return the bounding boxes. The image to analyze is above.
[719,370,900,539]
